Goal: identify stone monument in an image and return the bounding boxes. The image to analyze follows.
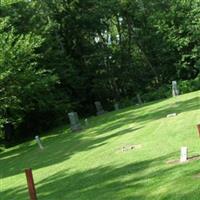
[94,101,105,115]
[68,112,82,131]
[3,122,14,142]
[35,136,44,150]
[172,81,179,97]
[114,103,119,111]
[85,118,89,127]
[136,94,143,105]
[180,147,188,163]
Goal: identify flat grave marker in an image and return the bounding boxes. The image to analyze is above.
[116,144,142,153]
[166,113,177,118]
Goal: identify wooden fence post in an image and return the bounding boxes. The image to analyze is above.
[197,124,200,137]
[25,168,37,200]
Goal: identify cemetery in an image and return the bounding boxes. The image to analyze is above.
[1,90,200,200]
[1,1,200,200]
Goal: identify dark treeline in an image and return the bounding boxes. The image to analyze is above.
[0,0,199,141]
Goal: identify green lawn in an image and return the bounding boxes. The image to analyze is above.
[1,90,200,200]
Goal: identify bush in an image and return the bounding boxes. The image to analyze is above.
[179,76,200,94]
[140,75,200,103]
[142,85,171,102]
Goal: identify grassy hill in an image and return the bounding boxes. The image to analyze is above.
[1,90,200,200]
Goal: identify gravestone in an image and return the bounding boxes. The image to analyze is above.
[114,103,119,111]
[166,113,177,118]
[172,81,179,97]
[3,122,14,142]
[94,101,105,115]
[180,147,188,163]
[85,118,89,127]
[68,112,82,131]
[35,136,44,150]
[136,94,143,105]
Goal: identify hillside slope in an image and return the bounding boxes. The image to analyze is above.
[1,90,200,200]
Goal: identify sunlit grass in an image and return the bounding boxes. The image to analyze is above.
[1,90,200,200]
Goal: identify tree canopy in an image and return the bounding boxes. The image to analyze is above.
[0,0,199,140]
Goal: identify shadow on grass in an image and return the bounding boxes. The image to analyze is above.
[0,95,199,179]
[0,123,143,179]
[2,153,200,200]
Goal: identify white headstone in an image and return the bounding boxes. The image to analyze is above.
[172,81,179,97]
[35,135,44,150]
[180,147,188,163]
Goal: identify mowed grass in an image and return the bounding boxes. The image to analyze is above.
[1,90,200,200]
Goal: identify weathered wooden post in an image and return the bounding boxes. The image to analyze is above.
[197,124,200,137]
[25,168,37,200]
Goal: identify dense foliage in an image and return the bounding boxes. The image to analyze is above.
[0,0,199,140]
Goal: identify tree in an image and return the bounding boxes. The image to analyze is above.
[0,17,58,131]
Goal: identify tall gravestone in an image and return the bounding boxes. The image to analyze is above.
[68,112,82,131]
[172,81,179,97]
[85,118,89,127]
[3,122,14,142]
[114,103,119,111]
[136,94,143,105]
[35,136,44,150]
[94,101,105,115]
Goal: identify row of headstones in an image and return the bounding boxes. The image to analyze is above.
[33,138,191,164]
[34,81,180,148]
[4,81,179,142]
[68,101,106,132]
[68,80,179,132]
[35,136,198,163]
[68,98,138,132]
[34,138,196,164]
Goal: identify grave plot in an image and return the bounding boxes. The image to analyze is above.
[116,144,142,153]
